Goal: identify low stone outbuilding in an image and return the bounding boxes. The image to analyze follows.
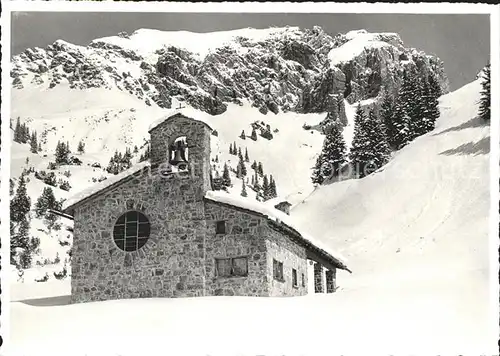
[61,111,350,303]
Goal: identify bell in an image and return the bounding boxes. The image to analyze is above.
[170,149,187,166]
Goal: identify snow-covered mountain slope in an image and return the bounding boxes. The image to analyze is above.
[11,26,449,117]
[9,71,495,356]
[292,77,490,286]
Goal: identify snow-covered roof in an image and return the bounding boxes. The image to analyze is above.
[62,161,151,213]
[204,190,350,271]
[148,109,214,132]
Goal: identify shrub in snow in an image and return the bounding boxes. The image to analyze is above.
[53,266,68,280]
[59,180,71,191]
[91,162,102,169]
[69,156,83,166]
[35,273,49,283]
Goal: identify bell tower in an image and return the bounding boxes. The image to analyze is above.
[148,111,212,196]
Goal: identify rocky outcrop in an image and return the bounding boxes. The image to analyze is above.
[11,27,449,118]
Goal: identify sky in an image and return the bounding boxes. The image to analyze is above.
[11,12,490,91]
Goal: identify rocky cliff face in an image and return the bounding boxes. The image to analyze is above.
[11,27,449,120]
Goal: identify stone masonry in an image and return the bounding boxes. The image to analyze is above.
[68,113,340,303]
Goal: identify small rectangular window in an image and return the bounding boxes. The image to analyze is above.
[301,273,305,287]
[216,221,226,234]
[273,259,284,281]
[215,257,248,277]
[292,269,298,287]
[232,257,248,276]
[215,258,232,277]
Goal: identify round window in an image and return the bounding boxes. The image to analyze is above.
[113,211,150,252]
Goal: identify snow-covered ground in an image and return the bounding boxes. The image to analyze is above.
[8,75,497,355]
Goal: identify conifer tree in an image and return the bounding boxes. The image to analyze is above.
[245,148,249,162]
[35,187,59,218]
[240,130,246,140]
[238,147,243,161]
[365,108,391,170]
[478,63,491,122]
[251,174,255,187]
[316,123,347,182]
[77,140,85,154]
[236,161,243,179]
[38,142,42,152]
[391,90,411,150]
[251,160,257,170]
[257,162,264,177]
[380,93,397,150]
[262,175,270,201]
[269,175,277,198]
[428,73,442,99]
[238,155,247,177]
[253,172,261,191]
[11,174,31,224]
[30,131,38,154]
[222,163,231,187]
[240,180,248,197]
[349,105,373,178]
[14,117,22,143]
[311,152,326,185]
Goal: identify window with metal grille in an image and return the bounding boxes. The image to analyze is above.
[273,259,284,281]
[113,211,150,252]
[215,257,248,277]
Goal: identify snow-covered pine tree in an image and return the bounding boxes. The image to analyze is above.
[349,105,374,178]
[262,175,271,201]
[222,163,231,187]
[11,173,31,224]
[253,172,261,191]
[229,143,233,155]
[380,92,397,150]
[38,142,42,152]
[240,179,248,197]
[35,187,58,218]
[240,130,246,140]
[251,160,257,171]
[269,175,277,198]
[10,173,33,267]
[239,155,247,176]
[77,140,85,154]
[30,131,38,154]
[245,148,249,162]
[14,117,22,143]
[236,161,243,179]
[238,147,243,161]
[478,63,491,122]
[365,108,391,170]
[428,72,443,99]
[319,123,347,181]
[257,162,264,177]
[311,153,326,185]
[55,141,70,165]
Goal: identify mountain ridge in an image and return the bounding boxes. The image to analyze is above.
[12,26,450,118]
